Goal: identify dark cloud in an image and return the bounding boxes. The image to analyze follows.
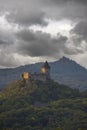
[71,21,87,41]
[48,0,87,4]
[0,39,7,45]
[44,0,87,21]
[0,0,87,67]
[0,30,14,46]
[16,29,68,57]
[0,0,46,27]
[0,0,86,27]
[0,51,19,68]
[16,29,84,57]
[63,47,84,55]
[6,11,47,26]
[16,29,36,42]
[1,0,87,27]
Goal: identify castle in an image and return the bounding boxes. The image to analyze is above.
[21,61,51,82]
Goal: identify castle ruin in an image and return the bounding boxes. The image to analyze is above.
[21,61,51,82]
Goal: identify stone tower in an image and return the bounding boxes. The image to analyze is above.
[41,61,51,79]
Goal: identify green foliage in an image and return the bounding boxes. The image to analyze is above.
[0,80,87,130]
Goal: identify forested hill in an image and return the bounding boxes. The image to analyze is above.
[0,80,80,102]
[0,79,87,130]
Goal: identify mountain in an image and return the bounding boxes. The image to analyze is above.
[0,80,87,130]
[0,56,87,91]
[51,57,87,91]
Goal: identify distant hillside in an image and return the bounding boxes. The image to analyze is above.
[0,56,87,91]
[51,57,87,91]
[0,80,87,130]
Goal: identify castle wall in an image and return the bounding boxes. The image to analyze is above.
[21,61,51,82]
[31,73,47,81]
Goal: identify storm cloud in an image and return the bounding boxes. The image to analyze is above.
[71,21,87,41]
[0,0,87,67]
[16,29,68,57]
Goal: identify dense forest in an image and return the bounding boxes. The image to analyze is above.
[0,80,87,130]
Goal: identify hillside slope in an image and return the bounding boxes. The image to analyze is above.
[51,57,87,91]
[0,80,80,102]
[0,80,87,130]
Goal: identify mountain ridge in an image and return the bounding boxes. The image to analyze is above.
[0,56,87,91]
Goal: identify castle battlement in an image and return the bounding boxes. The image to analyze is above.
[21,61,51,82]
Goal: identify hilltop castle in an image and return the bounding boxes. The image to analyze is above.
[21,61,51,82]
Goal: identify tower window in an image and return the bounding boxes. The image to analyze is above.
[23,72,29,79]
[41,67,46,73]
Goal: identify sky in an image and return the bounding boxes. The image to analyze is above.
[0,0,87,68]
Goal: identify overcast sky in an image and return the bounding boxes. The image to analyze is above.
[0,0,87,68]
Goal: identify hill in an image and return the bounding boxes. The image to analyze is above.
[0,80,80,103]
[0,56,87,91]
[0,80,87,130]
[51,57,87,91]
